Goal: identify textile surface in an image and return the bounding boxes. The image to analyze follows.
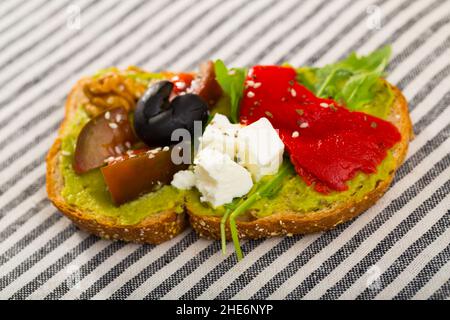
[0,0,449,300]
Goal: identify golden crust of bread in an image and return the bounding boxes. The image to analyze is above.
[46,78,187,244]
[188,82,413,240]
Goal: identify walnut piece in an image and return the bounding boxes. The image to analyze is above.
[83,67,148,117]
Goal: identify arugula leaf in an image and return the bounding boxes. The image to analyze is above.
[221,161,294,260]
[298,45,392,111]
[220,199,239,254]
[340,72,380,107]
[214,60,247,123]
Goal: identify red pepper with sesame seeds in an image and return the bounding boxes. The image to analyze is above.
[170,73,194,96]
[239,65,401,193]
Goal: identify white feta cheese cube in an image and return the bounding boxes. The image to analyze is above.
[198,113,241,160]
[237,117,284,181]
[194,148,253,207]
[171,170,196,190]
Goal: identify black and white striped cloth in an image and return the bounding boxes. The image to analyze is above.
[0,0,449,300]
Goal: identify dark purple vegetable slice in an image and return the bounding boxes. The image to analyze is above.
[73,107,136,174]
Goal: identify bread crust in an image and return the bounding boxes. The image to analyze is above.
[46,78,187,244]
[187,82,413,240]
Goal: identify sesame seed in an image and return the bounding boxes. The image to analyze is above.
[115,114,122,122]
[176,82,186,90]
[114,145,122,154]
[299,122,309,128]
[247,91,255,98]
[109,122,118,129]
[61,151,71,156]
[395,114,401,119]
[265,111,274,118]
[253,82,261,88]
[104,156,115,163]
[104,111,111,120]
[290,88,297,97]
[247,80,255,87]
[292,131,300,138]
[107,97,115,104]
[150,147,162,154]
[163,146,170,152]
[148,153,155,159]
[125,141,132,149]
[320,102,329,108]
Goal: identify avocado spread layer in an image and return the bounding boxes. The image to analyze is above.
[59,107,185,226]
[60,75,395,225]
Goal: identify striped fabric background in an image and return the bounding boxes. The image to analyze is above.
[0,0,449,300]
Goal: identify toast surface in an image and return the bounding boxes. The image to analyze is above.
[46,78,187,244]
[187,83,413,240]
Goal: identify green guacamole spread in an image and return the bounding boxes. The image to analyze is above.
[59,74,395,224]
[59,107,185,225]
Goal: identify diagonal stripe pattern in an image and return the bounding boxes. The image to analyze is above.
[0,0,449,300]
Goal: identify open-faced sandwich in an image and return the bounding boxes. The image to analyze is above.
[47,46,412,259]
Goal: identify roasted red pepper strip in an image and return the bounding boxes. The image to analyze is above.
[240,65,401,193]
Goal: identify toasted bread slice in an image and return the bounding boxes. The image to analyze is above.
[46,78,187,244]
[47,74,411,244]
[188,83,413,240]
